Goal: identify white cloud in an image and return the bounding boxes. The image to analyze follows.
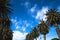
[30,7,35,13]
[26,23,30,27]
[13,31,28,40]
[30,4,37,13]
[16,26,20,29]
[22,27,26,32]
[11,19,17,23]
[36,7,48,21]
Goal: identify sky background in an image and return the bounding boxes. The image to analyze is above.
[9,0,60,40]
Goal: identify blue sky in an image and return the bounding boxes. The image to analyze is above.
[9,0,60,40]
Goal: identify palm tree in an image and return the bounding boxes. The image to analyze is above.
[2,28,13,40]
[38,20,49,40]
[51,38,59,40]
[2,15,13,40]
[26,27,39,40]
[26,33,34,40]
[26,34,30,40]
[31,27,39,40]
[45,9,60,39]
[0,0,13,40]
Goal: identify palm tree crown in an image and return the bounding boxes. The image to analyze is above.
[45,9,60,40]
[38,20,49,35]
[46,9,60,26]
[38,20,49,40]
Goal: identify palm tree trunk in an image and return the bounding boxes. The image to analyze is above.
[54,23,60,40]
[44,34,46,40]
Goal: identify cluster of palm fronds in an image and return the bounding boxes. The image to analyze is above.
[26,9,60,40]
[0,0,13,40]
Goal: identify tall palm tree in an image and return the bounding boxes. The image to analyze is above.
[38,20,49,40]
[45,9,60,39]
[0,0,13,40]
[26,27,39,40]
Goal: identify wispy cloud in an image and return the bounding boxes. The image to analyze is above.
[21,1,30,8]
[57,6,60,11]
[11,17,34,31]
[36,7,48,21]
[16,26,20,29]
[30,4,37,13]
[22,27,26,32]
[24,2,29,7]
